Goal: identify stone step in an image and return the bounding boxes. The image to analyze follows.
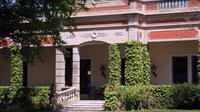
[63,100,105,112]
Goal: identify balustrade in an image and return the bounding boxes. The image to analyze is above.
[158,0,188,9]
[55,87,79,105]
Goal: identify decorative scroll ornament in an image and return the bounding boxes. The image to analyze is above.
[92,0,97,6]
[91,30,97,39]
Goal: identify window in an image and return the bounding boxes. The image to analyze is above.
[65,48,73,86]
[192,56,198,84]
[172,57,188,83]
[23,62,28,87]
[171,55,198,84]
[121,58,125,85]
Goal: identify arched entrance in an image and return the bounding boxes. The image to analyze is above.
[79,41,109,100]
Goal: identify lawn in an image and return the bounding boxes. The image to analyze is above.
[134,109,200,112]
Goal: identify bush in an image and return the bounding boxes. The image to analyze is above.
[105,44,121,111]
[104,85,119,111]
[9,46,23,103]
[142,45,151,84]
[108,44,121,85]
[118,84,200,110]
[120,86,146,110]
[10,45,23,87]
[125,40,144,86]
[0,87,10,108]
[0,86,51,111]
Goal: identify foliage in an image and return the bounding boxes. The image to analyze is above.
[10,46,23,87]
[9,45,23,102]
[104,85,120,111]
[125,40,144,86]
[117,84,200,110]
[197,42,200,84]
[142,45,151,84]
[108,44,121,85]
[120,86,146,110]
[0,0,86,61]
[0,86,50,111]
[105,44,121,111]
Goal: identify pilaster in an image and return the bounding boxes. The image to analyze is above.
[72,47,80,90]
[55,49,66,92]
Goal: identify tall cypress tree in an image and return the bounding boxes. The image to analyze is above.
[108,44,121,85]
[125,40,144,86]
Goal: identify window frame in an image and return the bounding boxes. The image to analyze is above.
[170,54,196,84]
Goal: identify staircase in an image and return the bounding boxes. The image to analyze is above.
[62,100,105,112]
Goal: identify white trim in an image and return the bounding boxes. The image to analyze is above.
[170,54,196,84]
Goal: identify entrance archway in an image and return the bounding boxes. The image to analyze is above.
[79,41,109,100]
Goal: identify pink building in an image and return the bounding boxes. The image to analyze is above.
[0,0,200,108]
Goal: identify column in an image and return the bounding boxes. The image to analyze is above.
[55,49,66,92]
[128,15,139,41]
[72,47,80,90]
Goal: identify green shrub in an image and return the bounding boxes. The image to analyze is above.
[120,86,146,110]
[142,45,151,84]
[10,45,23,87]
[118,84,200,110]
[0,86,50,111]
[149,85,174,108]
[108,44,121,85]
[9,46,23,103]
[125,40,144,86]
[0,87,10,108]
[104,85,119,111]
[171,84,200,109]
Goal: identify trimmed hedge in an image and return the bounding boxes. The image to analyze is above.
[105,44,121,111]
[125,40,144,86]
[108,44,121,85]
[0,86,51,111]
[104,85,119,111]
[118,84,200,110]
[9,46,24,104]
[10,46,23,87]
[142,45,151,84]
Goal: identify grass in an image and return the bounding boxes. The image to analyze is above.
[134,109,200,112]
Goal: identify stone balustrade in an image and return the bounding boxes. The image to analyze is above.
[158,0,188,9]
[55,87,79,106]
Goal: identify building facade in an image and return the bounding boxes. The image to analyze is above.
[0,0,200,100]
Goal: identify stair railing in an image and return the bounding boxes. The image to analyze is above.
[55,87,79,106]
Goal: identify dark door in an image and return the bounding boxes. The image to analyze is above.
[80,59,91,98]
[121,58,125,85]
[192,56,198,84]
[23,62,28,87]
[172,57,188,84]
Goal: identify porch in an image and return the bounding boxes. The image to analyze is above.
[55,41,126,102]
[149,40,198,84]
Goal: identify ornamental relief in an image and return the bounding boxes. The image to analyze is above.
[60,29,127,44]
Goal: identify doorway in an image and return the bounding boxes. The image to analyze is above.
[172,57,188,83]
[80,59,91,100]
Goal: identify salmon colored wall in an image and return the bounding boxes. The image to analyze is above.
[136,2,143,11]
[28,47,55,86]
[0,52,10,86]
[188,0,200,7]
[149,29,198,40]
[149,41,198,84]
[145,2,157,11]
